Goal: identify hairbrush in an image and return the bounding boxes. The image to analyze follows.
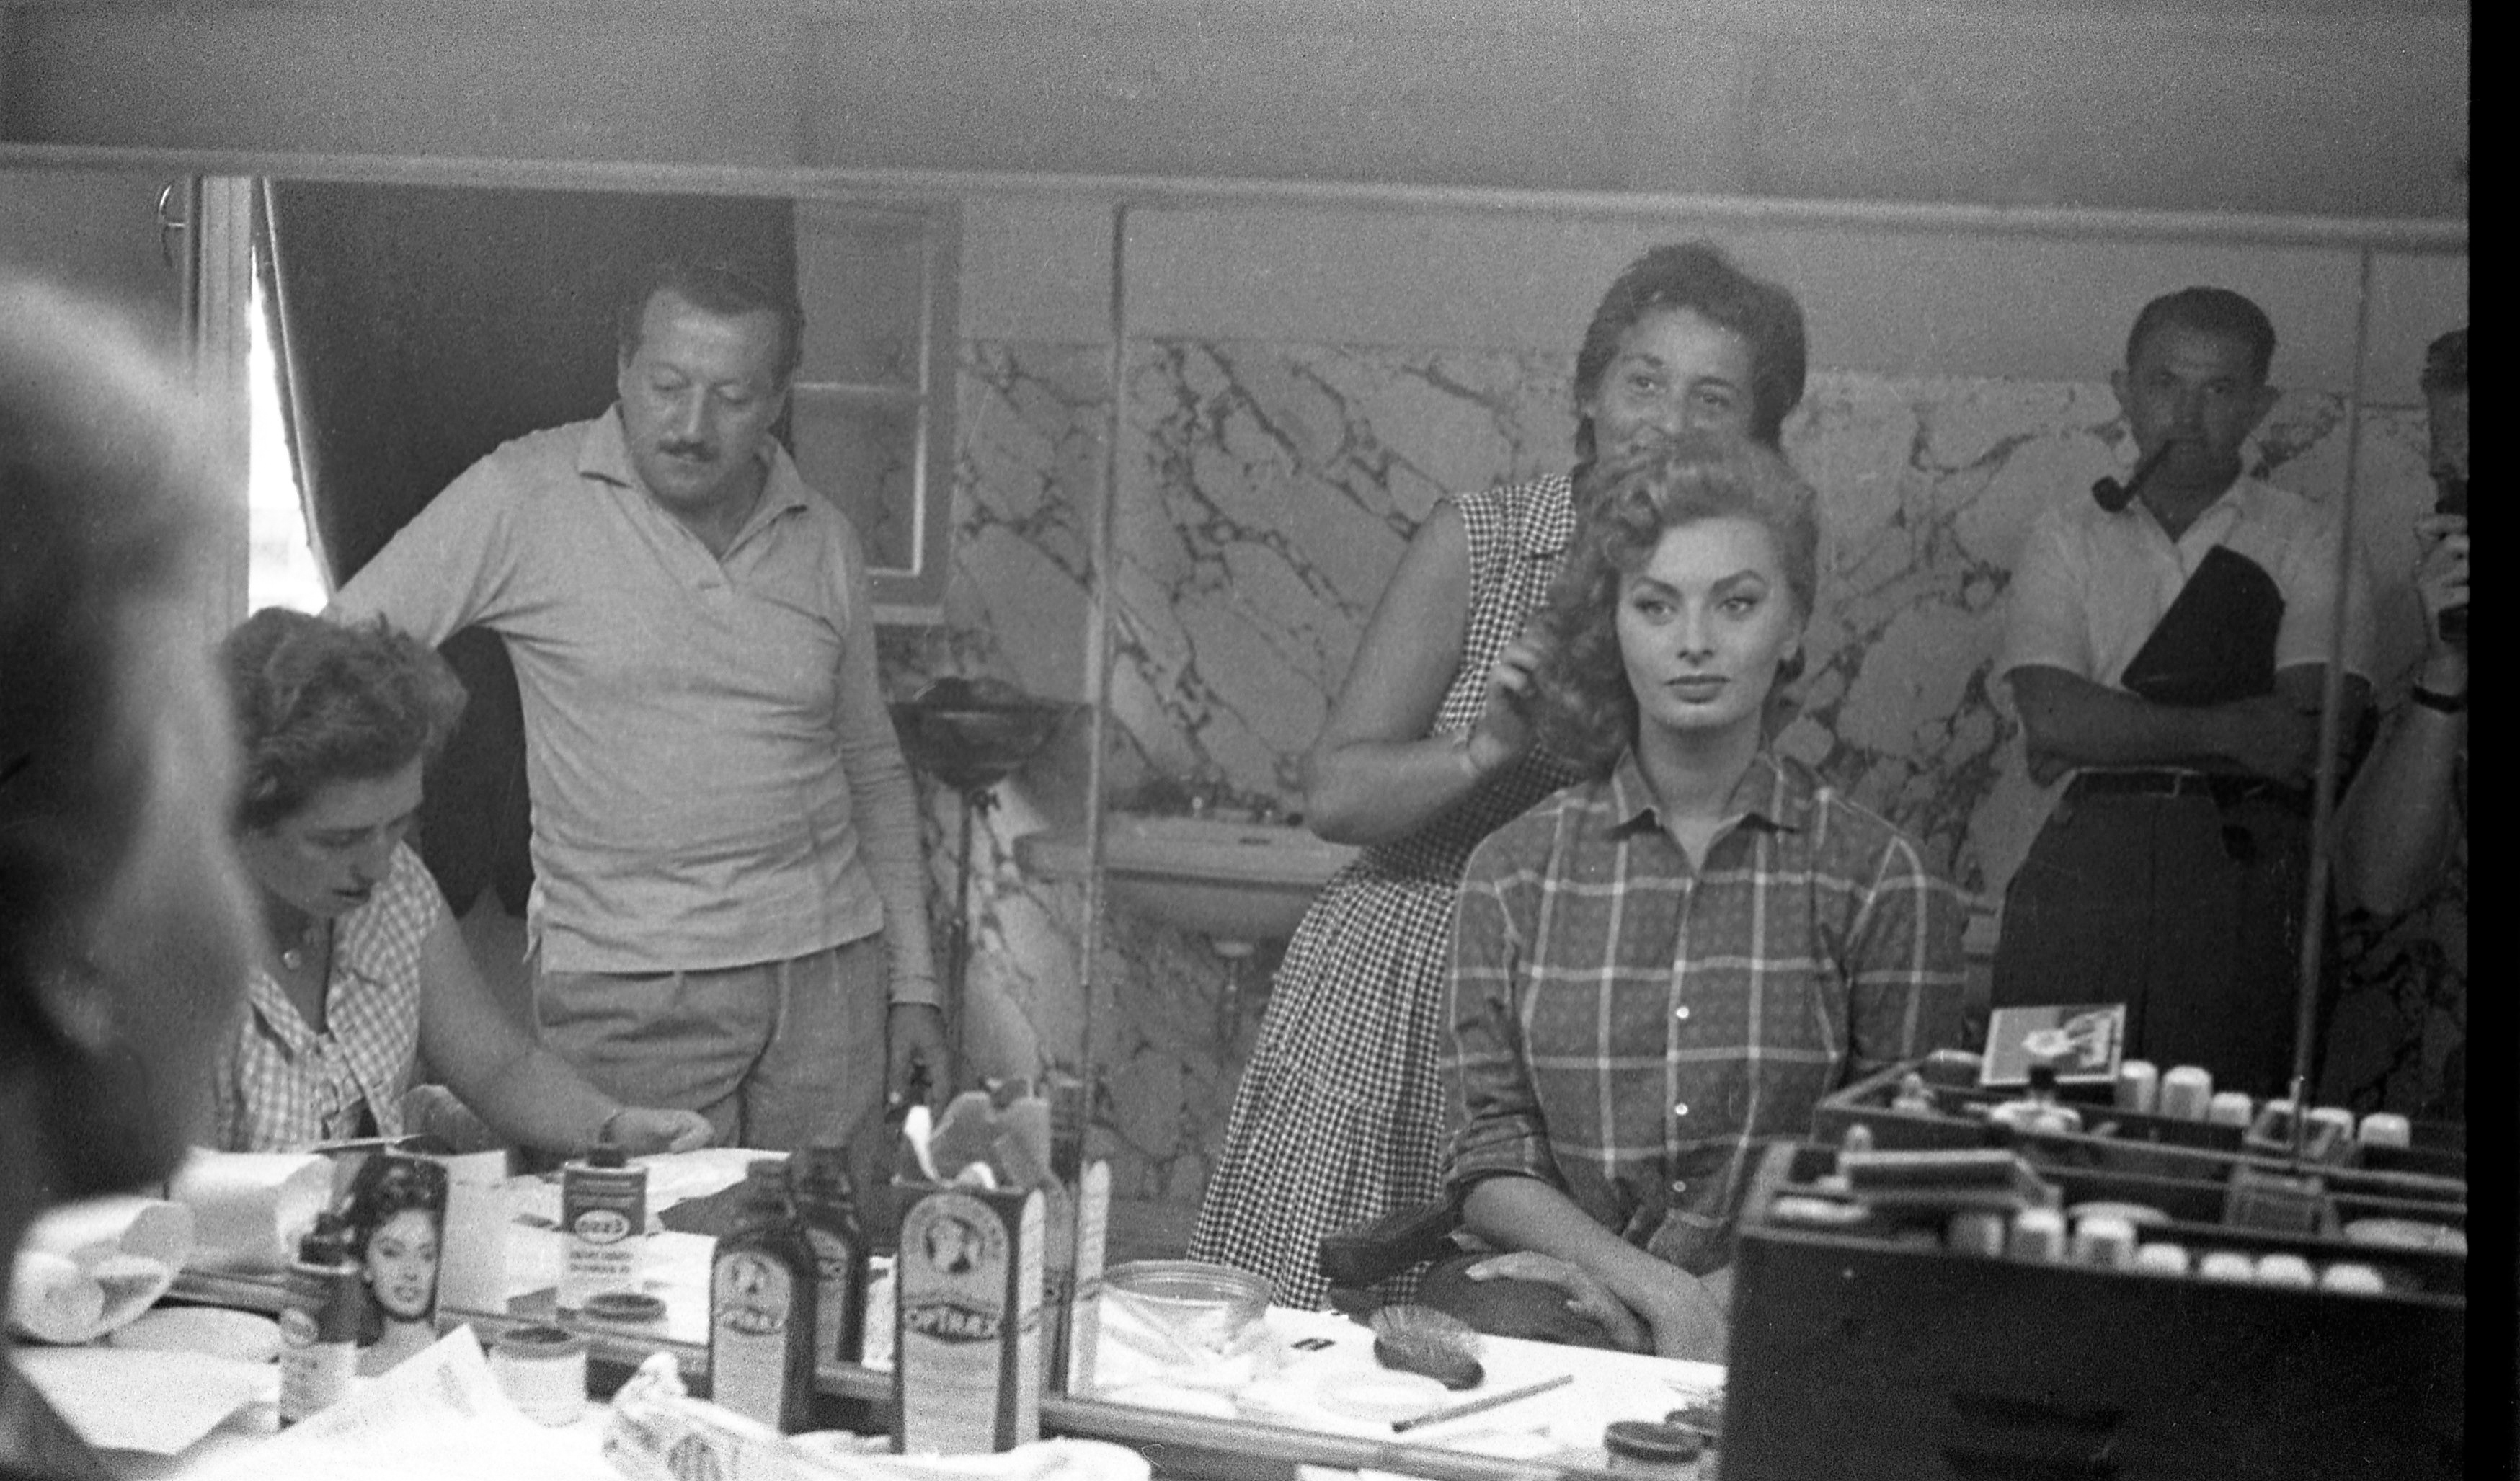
[1368,1303,1485,1391]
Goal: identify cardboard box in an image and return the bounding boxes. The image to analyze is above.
[892,1183,1043,1454]
[1044,1161,1108,1395]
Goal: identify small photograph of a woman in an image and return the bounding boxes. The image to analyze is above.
[341,1155,449,1375]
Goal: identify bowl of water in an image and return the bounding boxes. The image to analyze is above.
[1101,1260,1270,1359]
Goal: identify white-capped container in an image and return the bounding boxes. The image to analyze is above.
[2355,1113,2413,1149]
[2114,1060,2160,1114]
[2206,1091,2256,1128]
[2132,1242,2192,1278]
[2197,1251,2256,1283]
[2158,1066,2214,1121]
[490,1324,588,1426]
[2070,1214,2137,1271]
[2007,1208,2067,1263]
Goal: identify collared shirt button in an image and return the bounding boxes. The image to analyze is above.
[1670,1180,1689,1195]
[1673,1102,1690,1117]
[1674,1005,1692,1021]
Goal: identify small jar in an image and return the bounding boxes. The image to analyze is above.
[2158,1065,2214,1121]
[1605,1420,1706,1475]
[490,1324,589,1426]
[1946,1210,2007,1258]
[2070,1214,2137,1271]
[2355,1113,2413,1149]
[2206,1091,2257,1128]
[2318,1263,2387,1295]
[2131,1242,2192,1278]
[2007,1208,2068,1263]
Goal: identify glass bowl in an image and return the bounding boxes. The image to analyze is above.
[1101,1259,1270,1358]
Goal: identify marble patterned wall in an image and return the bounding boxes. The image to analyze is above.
[885,332,2465,1210]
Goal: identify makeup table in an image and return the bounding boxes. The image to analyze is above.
[66,1150,1726,1481]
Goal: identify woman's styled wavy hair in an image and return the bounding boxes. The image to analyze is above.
[221,609,466,833]
[342,1153,449,1250]
[340,1154,448,1338]
[1571,241,1810,467]
[1528,434,1822,775]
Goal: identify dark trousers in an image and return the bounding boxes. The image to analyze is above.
[1991,783,2317,1099]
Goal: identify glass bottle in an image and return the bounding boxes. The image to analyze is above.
[278,1214,362,1425]
[708,1159,820,1433]
[789,1144,869,1366]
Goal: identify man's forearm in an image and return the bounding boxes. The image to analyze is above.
[851,765,941,1006]
[2337,699,2463,916]
[2008,666,2219,770]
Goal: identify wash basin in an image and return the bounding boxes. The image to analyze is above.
[890,679,1083,793]
[1015,814,1359,948]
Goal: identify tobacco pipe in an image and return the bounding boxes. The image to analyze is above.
[2092,440,2175,513]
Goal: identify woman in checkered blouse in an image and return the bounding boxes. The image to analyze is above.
[1189,244,1813,1309]
[210,608,716,1157]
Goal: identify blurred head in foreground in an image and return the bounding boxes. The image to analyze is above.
[0,276,259,1240]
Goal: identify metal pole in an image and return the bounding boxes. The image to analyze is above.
[2286,245,2376,1151]
[1075,200,1129,1090]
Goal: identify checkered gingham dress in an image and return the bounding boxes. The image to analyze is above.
[1188,476,1589,1309]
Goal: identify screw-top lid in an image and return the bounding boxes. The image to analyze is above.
[790,1143,856,1193]
[741,1157,794,1214]
[1604,1420,1705,1464]
[586,1144,627,1169]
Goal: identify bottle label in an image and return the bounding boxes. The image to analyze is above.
[278,1310,355,1423]
[711,1248,798,1426]
[559,1162,647,1311]
[803,1225,861,1364]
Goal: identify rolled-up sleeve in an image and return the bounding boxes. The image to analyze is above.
[2273,497,2379,681]
[1841,835,1970,1082]
[327,457,520,642]
[1442,848,1554,1193]
[1996,510,2095,690]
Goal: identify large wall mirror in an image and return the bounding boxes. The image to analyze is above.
[262,179,959,624]
[0,146,2467,1473]
[239,178,964,930]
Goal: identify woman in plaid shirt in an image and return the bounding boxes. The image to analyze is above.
[1439,434,1967,1360]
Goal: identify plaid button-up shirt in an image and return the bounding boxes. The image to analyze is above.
[1444,749,1966,1274]
[212,842,440,1150]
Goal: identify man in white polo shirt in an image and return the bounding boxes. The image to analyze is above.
[1992,287,2374,1098]
[331,256,945,1152]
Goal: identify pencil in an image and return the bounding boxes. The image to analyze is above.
[1390,1373,1576,1433]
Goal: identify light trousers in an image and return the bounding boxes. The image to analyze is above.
[535,934,889,1152]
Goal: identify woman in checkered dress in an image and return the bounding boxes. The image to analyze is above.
[211,608,715,1156]
[1189,243,1811,1309]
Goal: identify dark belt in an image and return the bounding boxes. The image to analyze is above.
[2067,770,2310,816]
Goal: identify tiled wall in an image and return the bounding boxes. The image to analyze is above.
[879,200,2467,1206]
